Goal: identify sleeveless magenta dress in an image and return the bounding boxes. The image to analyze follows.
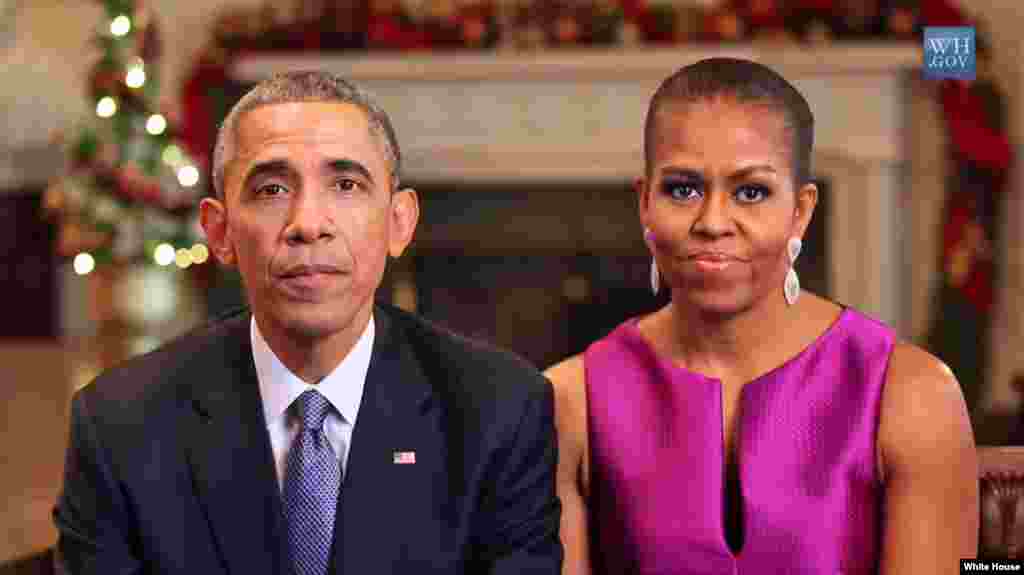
[583,308,895,574]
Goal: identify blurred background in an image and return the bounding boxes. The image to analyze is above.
[1,0,1021,566]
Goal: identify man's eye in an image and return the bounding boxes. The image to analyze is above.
[735,185,770,204]
[333,179,358,193]
[256,183,287,197]
[662,180,701,201]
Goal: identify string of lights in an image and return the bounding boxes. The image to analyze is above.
[44,0,207,276]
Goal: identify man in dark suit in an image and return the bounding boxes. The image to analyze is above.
[53,70,562,575]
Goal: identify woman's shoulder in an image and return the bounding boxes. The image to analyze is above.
[882,341,964,417]
[886,341,956,383]
[544,353,585,390]
[877,340,972,479]
[544,353,590,478]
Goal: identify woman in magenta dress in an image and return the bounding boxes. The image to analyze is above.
[545,58,977,574]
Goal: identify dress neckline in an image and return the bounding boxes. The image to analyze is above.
[619,306,851,387]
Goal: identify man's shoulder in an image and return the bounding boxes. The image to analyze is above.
[76,307,250,415]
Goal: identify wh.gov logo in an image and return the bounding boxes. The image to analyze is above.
[924,27,975,80]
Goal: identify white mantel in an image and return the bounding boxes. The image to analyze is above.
[231,44,926,335]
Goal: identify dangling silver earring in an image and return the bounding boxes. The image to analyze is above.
[645,227,660,295]
[784,237,802,306]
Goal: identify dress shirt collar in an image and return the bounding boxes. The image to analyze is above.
[251,313,374,427]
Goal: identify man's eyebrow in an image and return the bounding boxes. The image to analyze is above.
[325,159,374,185]
[242,159,293,188]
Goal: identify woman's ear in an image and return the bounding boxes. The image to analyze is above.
[793,181,818,239]
[636,176,651,230]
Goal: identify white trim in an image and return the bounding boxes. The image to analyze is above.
[233,44,922,83]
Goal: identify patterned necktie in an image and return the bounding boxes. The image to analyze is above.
[282,389,342,575]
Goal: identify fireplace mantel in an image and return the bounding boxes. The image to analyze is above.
[233,44,921,81]
[233,44,921,182]
[231,44,928,335]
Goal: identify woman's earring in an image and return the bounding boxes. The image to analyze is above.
[784,237,802,306]
[645,228,660,295]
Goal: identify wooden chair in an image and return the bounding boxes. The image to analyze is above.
[979,445,1024,559]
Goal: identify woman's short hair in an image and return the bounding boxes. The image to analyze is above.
[644,58,815,187]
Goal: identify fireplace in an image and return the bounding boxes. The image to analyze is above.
[374,177,829,367]
[233,44,925,364]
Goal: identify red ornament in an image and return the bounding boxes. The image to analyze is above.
[920,0,963,27]
[745,0,785,30]
[90,66,122,100]
[793,0,833,11]
[460,16,488,47]
[180,51,227,173]
[940,81,1011,172]
[701,5,745,42]
[367,16,429,50]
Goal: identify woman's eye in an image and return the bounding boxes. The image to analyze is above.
[662,180,701,201]
[735,184,770,203]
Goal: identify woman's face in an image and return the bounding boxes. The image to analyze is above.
[639,96,816,316]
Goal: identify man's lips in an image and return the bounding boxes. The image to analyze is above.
[277,264,345,279]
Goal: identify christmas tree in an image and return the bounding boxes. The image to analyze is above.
[43,0,207,277]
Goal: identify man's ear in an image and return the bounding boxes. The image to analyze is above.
[199,197,236,266]
[793,181,819,239]
[388,187,420,258]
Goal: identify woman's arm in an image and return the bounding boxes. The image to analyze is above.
[878,343,979,574]
[545,356,593,575]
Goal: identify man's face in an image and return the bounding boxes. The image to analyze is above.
[201,101,418,343]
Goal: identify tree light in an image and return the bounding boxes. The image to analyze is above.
[96,97,117,118]
[161,145,184,167]
[146,114,167,135]
[73,253,95,275]
[110,15,131,37]
[175,248,193,269]
[190,244,209,264]
[153,243,175,266]
[125,61,146,89]
[177,165,200,187]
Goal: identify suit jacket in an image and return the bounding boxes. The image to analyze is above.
[53,303,562,574]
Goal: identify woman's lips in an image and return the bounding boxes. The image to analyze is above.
[692,258,734,272]
[687,252,742,273]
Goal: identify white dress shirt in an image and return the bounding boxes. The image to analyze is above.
[250,315,374,491]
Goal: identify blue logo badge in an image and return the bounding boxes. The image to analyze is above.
[924,27,975,81]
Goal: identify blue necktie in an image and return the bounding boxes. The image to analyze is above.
[282,389,341,575]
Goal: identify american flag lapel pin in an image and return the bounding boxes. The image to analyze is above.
[393,451,416,465]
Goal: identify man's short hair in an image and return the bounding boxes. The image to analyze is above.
[212,70,401,198]
[643,58,815,187]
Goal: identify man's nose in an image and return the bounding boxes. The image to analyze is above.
[284,190,334,245]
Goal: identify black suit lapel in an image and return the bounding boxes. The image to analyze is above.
[184,314,287,575]
[335,307,443,574]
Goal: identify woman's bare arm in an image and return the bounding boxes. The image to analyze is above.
[545,355,592,575]
[878,343,978,574]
